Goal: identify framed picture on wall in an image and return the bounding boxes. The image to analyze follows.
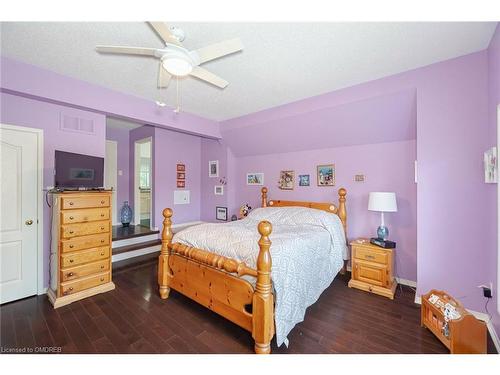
[177,172,185,180]
[209,160,219,178]
[299,174,310,186]
[177,163,185,172]
[216,206,228,221]
[247,173,264,185]
[177,180,185,188]
[317,164,335,186]
[279,170,294,190]
[214,185,224,195]
[484,146,497,183]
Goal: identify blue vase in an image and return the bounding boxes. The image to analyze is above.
[120,201,133,227]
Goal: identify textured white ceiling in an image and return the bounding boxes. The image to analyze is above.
[0,22,496,121]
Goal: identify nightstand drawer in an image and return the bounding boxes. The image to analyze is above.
[352,259,387,287]
[354,246,388,265]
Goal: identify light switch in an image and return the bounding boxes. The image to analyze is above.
[118,170,123,176]
[355,174,365,182]
[174,190,190,205]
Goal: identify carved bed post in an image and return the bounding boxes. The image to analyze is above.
[261,187,268,207]
[337,188,347,237]
[158,208,173,299]
[252,220,274,354]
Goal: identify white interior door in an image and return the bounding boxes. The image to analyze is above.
[0,125,39,304]
[105,140,118,225]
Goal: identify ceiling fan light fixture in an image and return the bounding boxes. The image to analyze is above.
[162,57,193,76]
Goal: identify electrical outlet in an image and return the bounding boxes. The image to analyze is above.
[478,282,493,299]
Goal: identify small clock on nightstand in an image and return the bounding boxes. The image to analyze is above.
[348,238,397,299]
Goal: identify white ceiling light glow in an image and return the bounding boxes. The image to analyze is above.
[162,56,193,76]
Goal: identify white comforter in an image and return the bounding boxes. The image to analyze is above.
[172,206,348,347]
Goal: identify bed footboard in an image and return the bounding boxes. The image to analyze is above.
[158,209,275,354]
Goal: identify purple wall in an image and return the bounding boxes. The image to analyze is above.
[1,56,220,139]
[153,127,202,226]
[0,92,106,287]
[106,126,130,220]
[487,23,500,339]
[218,50,494,321]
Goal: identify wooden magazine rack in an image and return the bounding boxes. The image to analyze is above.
[158,187,347,354]
[421,289,486,354]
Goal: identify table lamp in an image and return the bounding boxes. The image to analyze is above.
[368,192,398,240]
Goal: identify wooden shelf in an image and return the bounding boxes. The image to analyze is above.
[420,289,486,354]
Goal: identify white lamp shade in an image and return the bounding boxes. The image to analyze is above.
[368,192,398,212]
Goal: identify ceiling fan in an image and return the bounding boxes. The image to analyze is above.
[96,22,243,90]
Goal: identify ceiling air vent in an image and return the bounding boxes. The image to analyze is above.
[60,113,95,135]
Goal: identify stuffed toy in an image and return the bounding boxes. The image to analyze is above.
[239,203,252,219]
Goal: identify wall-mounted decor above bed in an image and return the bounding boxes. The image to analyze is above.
[209,160,219,178]
[247,172,264,185]
[158,186,348,354]
[317,164,335,186]
[299,174,310,186]
[279,170,294,190]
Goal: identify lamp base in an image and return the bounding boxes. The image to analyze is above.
[377,225,389,240]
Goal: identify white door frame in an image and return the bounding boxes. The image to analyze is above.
[497,105,500,315]
[0,123,44,295]
[134,137,153,228]
[105,140,119,225]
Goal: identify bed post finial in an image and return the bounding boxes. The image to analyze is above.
[158,208,173,299]
[253,220,274,354]
[337,188,347,237]
[261,187,268,208]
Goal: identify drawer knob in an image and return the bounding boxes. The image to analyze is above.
[101,239,105,243]
[69,245,74,249]
[69,259,74,263]
[69,230,74,234]
[101,200,105,204]
[100,227,105,230]
[67,272,74,277]
[69,202,74,206]
[365,255,375,259]
[64,287,74,296]
[69,216,74,220]
[100,252,105,256]
[100,265,104,269]
[100,214,105,217]
[100,278,105,282]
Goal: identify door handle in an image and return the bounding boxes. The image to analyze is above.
[25,219,34,226]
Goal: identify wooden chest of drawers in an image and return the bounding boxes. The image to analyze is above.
[48,191,115,308]
[348,239,396,299]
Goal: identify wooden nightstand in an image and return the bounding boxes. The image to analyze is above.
[348,238,396,299]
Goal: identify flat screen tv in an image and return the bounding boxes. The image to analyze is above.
[54,150,104,189]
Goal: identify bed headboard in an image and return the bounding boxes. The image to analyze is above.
[260,187,347,235]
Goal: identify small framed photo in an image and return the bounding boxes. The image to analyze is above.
[216,206,228,221]
[214,185,224,195]
[177,172,185,180]
[209,160,219,178]
[177,180,185,188]
[299,174,310,186]
[317,164,335,186]
[176,163,185,172]
[484,146,497,183]
[247,173,264,185]
[279,170,294,190]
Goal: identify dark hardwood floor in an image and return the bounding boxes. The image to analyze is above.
[1,260,496,354]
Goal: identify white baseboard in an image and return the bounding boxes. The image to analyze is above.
[414,295,499,353]
[112,233,159,248]
[38,287,48,295]
[112,244,161,263]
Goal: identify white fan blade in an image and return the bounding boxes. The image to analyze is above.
[189,66,228,89]
[96,45,157,56]
[148,22,182,46]
[194,38,243,64]
[158,64,171,88]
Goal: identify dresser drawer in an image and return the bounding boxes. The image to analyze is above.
[61,233,110,253]
[61,208,109,224]
[60,272,110,296]
[353,246,388,265]
[61,221,110,239]
[61,246,110,268]
[61,195,110,210]
[60,259,109,282]
[352,259,387,287]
